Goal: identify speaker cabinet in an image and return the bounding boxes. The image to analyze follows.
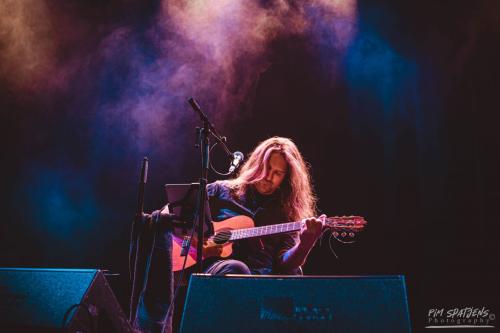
[180,274,411,333]
[0,268,133,332]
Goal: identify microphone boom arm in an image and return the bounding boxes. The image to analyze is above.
[188,98,233,159]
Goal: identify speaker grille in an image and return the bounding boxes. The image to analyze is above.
[0,268,132,332]
[180,274,412,333]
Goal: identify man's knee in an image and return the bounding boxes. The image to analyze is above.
[206,259,251,275]
[224,260,251,274]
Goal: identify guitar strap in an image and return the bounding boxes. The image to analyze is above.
[223,199,256,219]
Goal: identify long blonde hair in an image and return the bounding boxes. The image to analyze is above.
[224,137,317,221]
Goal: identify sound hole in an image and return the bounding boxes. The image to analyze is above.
[212,230,232,244]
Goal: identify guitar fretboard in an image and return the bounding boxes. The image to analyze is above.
[229,221,304,241]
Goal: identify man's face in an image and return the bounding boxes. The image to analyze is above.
[254,152,288,195]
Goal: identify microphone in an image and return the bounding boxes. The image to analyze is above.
[188,98,202,114]
[228,151,244,174]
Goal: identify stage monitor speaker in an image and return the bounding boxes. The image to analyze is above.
[0,268,133,332]
[180,274,411,333]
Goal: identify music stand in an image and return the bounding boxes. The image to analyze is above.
[165,183,213,238]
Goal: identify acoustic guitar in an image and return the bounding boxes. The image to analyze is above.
[172,215,366,271]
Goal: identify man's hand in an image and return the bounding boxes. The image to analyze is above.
[281,214,326,270]
[299,214,326,246]
[202,239,224,258]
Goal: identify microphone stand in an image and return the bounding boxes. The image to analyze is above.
[129,157,149,323]
[188,98,232,273]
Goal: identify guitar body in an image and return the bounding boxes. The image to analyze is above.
[172,215,255,272]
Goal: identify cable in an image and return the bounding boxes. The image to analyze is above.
[61,303,96,332]
[208,141,232,176]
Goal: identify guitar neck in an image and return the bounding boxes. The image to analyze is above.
[229,221,303,241]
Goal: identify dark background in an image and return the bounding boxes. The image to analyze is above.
[1,1,499,331]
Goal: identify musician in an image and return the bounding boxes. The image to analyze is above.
[132,137,324,333]
[199,136,325,275]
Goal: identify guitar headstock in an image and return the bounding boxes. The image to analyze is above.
[325,216,367,239]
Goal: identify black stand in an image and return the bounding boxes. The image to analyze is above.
[188,98,232,273]
[129,158,148,322]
